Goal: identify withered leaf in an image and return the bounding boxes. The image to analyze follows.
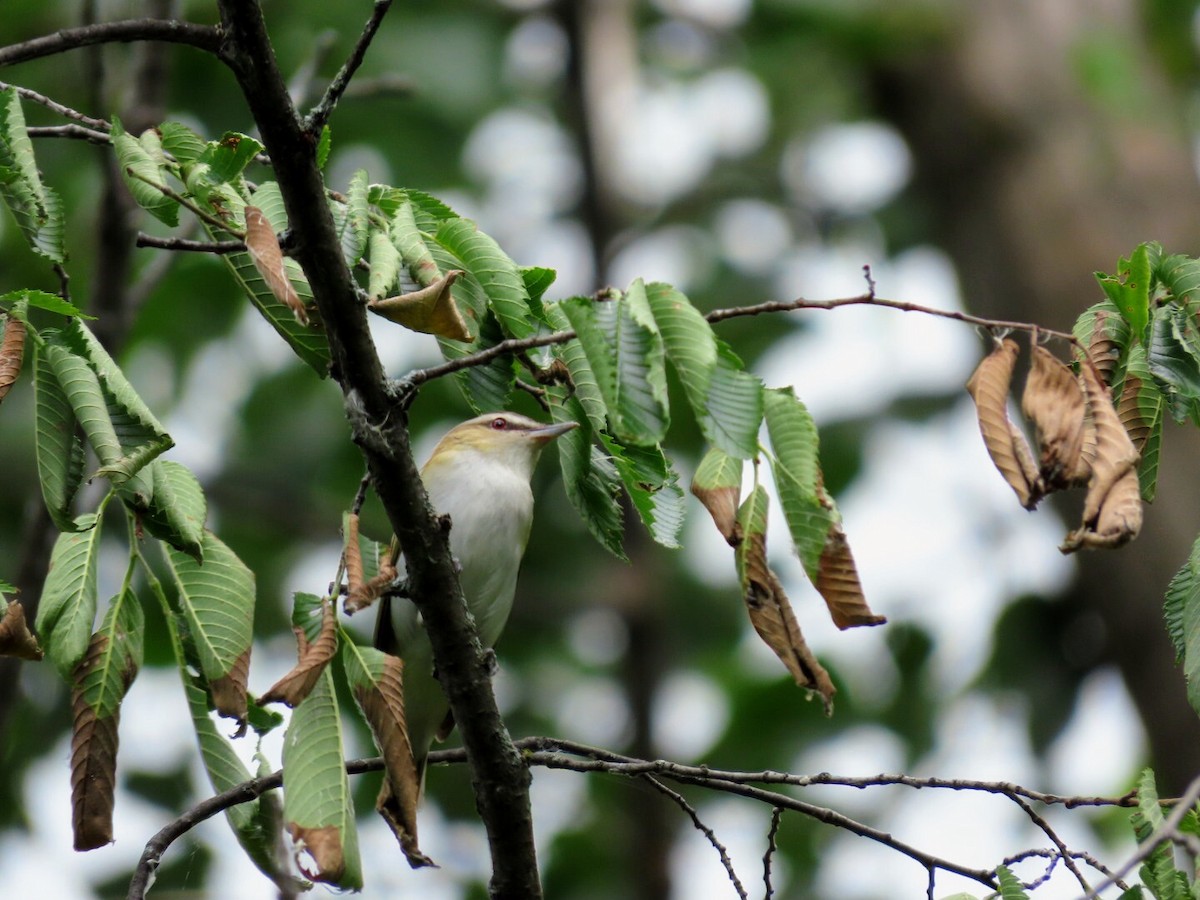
[738,487,835,713]
[0,313,26,406]
[209,646,251,727]
[244,205,309,325]
[0,599,43,660]
[816,525,886,630]
[287,823,345,884]
[343,513,365,597]
[343,521,398,615]
[966,338,1043,509]
[259,596,338,707]
[1061,358,1142,552]
[690,447,743,545]
[367,269,470,341]
[357,652,434,868]
[1021,344,1090,489]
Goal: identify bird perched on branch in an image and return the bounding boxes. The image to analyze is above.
[373,411,575,856]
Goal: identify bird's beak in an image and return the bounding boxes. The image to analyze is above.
[527,420,578,444]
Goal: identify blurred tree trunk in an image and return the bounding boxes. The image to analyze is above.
[873,0,1200,792]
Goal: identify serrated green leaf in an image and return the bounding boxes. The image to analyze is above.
[0,87,65,262]
[166,532,254,720]
[200,132,264,184]
[552,395,625,559]
[210,183,331,376]
[545,300,607,433]
[2,288,92,319]
[282,667,362,889]
[438,311,514,413]
[33,337,86,531]
[521,266,557,305]
[644,283,761,457]
[139,459,207,562]
[402,188,460,229]
[435,217,537,338]
[36,512,102,678]
[391,199,442,287]
[1164,535,1200,720]
[343,169,370,266]
[367,228,401,300]
[763,387,829,573]
[1131,768,1190,900]
[111,118,179,227]
[1116,343,1164,502]
[75,589,143,719]
[601,435,685,548]
[1147,303,1200,425]
[995,866,1029,900]
[1156,253,1200,306]
[1096,242,1152,341]
[159,121,207,165]
[316,124,332,170]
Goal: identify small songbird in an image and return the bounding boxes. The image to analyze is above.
[374,411,576,789]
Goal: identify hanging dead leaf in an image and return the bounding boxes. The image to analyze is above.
[287,823,345,884]
[1021,344,1090,489]
[738,487,835,712]
[966,338,1043,509]
[690,448,744,545]
[0,313,26,406]
[260,596,338,707]
[355,653,435,868]
[344,513,365,594]
[244,205,309,325]
[209,646,250,728]
[70,633,133,851]
[367,269,469,341]
[1060,358,1142,553]
[0,600,43,660]
[816,524,886,630]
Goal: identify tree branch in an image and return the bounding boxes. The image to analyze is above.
[135,233,243,254]
[211,3,542,897]
[303,0,393,134]
[0,19,221,67]
[0,80,111,129]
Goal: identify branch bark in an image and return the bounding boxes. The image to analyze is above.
[0,19,220,67]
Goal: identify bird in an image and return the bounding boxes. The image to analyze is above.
[374,411,576,792]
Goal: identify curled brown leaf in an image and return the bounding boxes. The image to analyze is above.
[966,338,1042,509]
[244,205,309,325]
[692,483,741,546]
[287,823,345,884]
[1021,344,1090,489]
[0,600,43,660]
[367,269,470,341]
[0,314,26,406]
[260,596,338,707]
[816,527,886,630]
[209,646,251,728]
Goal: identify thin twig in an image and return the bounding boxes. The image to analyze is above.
[135,233,244,254]
[304,0,393,134]
[26,123,111,143]
[1010,794,1091,894]
[643,775,748,900]
[763,807,783,900]
[0,19,221,67]
[0,80,110,129]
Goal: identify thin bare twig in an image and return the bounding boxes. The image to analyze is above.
[304,0,393,134]
[0,19,221,67]
[1011,794,1092,894]
[763,807,783,900]
[135,233,244,254]
[0,81,110,129]
[26,123,111,143]
[643,775,748,900]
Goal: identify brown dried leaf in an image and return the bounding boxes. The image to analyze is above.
[0,600,43,660]
[209,646,250,727]
[287,823,345,883]
[741,523,835,713]
[357,654,435,868]
[1085,308,1122,385]
[345,564,397,615]
[816,525,886,630]
[1116,372,1154,456]
[244,205,309,325]
[343,513,365,596]
[367,269,469,341]
[1021,344,1090,489]
[260,597,338,707]
[1061,359,1142,553]
[966,339,1043,509]
[0,314,26,406]
[70,634,124,851]
[693,484,741,545]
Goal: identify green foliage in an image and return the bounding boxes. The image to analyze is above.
[35,510,104,678]
[1130,769,1192,900]
[0,86,64,262]
[994,866,1030,900]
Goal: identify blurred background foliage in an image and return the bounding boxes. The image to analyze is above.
[4,0,1200,897]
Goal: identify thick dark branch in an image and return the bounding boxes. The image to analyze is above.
[212,4,541,897]
[0,19,221,67]
[303,0,392,134]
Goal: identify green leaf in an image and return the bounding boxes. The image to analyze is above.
[210,183,331,376]
[165,532,254,720]
[1156,253,1200,306]
[282,657,362,889]
[2,288,92,319]
[545,300,607,433]
[139,459,207,562]
[643,282,761,457]
[1115,343,1165,502]
[1131,768,1190,900]
[1147,303,1200,425]
[438,311,514,413]
[390,198,442,286]
[159,121,207,165]
[35,512,103,678]
[1164,534,1200,719]
[763,387,830,575]
[0,86,65,262]
[111,118,179,227]
[521,266,557,305]
[316,124,332,170]
[343,169,370,266]
[602,435,685,548]
[995,866,1029,900]
[1096,242,1152,341]
[199,132,264,184]
[367,227,402,300]
[435,217,537,338]
[553,395,625,559]
[33,338,86,531]
[75,589,143,719]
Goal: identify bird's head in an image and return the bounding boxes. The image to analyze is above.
[423,412,578,483]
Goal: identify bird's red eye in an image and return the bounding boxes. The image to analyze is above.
[490,417,508,430]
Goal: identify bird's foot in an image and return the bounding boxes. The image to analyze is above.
[481,647,498,676]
